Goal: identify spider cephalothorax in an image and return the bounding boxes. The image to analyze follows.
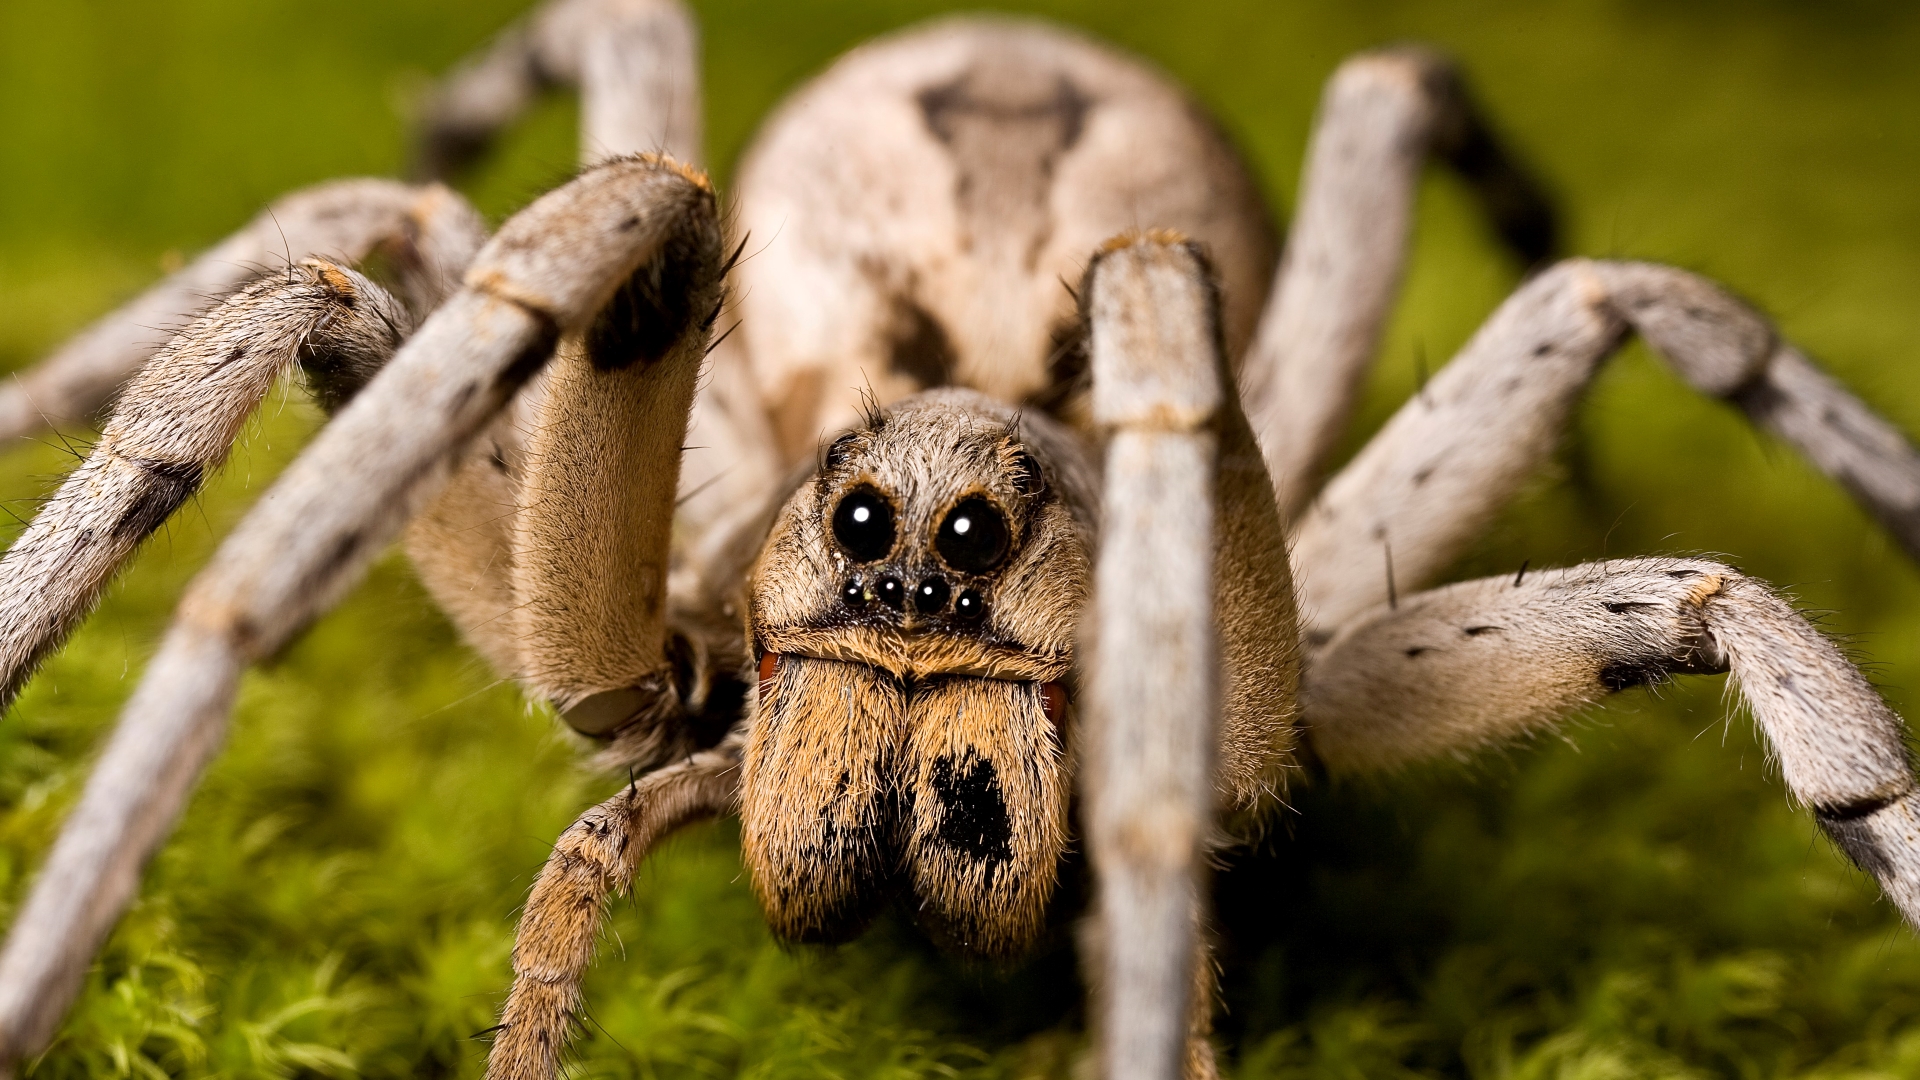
[745,390,1092,956]
[4,4,1920,1080]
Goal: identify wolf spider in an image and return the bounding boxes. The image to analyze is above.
[3,3,1920,1078]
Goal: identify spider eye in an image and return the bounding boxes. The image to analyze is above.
[823,432,859,471]
[832,490,896,562]
[935,497,1010,574]
[1012,450,1046,498]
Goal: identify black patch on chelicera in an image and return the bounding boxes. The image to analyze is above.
[774,787,899,945]
[929,754,1015,872]
[112,459,204,541]
[1598,657,1673,693]
[888,300,957,389]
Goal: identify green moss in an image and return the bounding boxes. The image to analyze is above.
[4,1,1920,1076]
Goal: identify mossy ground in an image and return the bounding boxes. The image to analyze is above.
[4,1,1920,1077]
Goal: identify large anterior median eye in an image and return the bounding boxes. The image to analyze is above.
[935,497,1010,574]
[832,490,896,562]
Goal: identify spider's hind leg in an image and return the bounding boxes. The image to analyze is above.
[413,0,702,177]
[1240,46,1559,523]
[1302,557,1920,925]
[1290,259,1920,637]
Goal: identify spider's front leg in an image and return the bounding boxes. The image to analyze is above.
[0,155,722,1072]
[1079,236,1299,1080]
[474,157,751,1074]
[504,183,732,760]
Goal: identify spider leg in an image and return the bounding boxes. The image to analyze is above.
[1291,259,1920,636]
[0,156,722,1070]
[0,261,414,713]
[1080,235,1298,1080]
[416,0,782,566]
[0,179,482,445]
[414,0,702,176]
[507,204,729,765]
[487,730,741,1080]
[1239,47,1557,523]
[1302,557,1920,926]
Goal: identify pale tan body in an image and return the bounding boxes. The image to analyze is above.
[4,6,1920,1080]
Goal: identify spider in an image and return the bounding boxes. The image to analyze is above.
[2,2,1919,1078]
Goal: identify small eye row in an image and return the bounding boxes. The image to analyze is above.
[841,572,987,623]
[830,490,1012,575]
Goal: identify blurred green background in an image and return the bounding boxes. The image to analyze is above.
[4,0,1920,1077]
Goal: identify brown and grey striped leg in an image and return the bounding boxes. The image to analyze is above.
[487,733,741,1080]
[0,261,412,712]
[1289,259,1920,637]
[1238,46,1556,524]
[1303,557,1920,926]
[0,156,722,1073]
[0,179,483,445]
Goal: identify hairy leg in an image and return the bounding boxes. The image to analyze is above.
[1238,47,1556,523]
[486,733,741,1080]
[508,205,726,764]
[414,0,782,569]
[0,180,481,444]
[0,157,720,1070]
[1080,235,1298,1080]
[0,262,411,711]
[1302,557,1920,924]
[414,0,701,176]
[1290,259,1920,636]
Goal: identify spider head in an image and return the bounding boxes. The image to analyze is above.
[742,389,1093,958]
